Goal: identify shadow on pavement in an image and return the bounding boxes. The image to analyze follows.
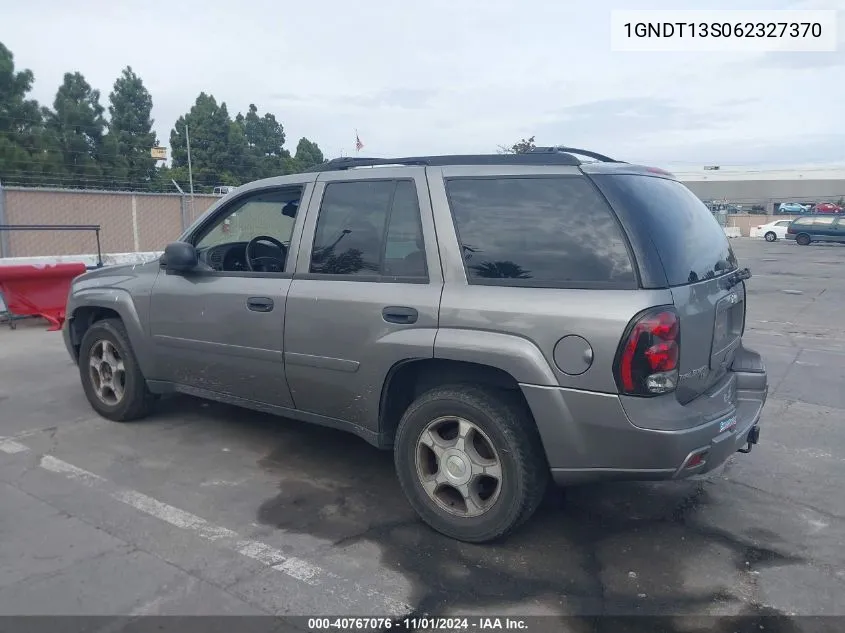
[181,403,811,628]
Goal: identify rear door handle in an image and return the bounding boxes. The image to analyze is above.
[247,297,274,312]
[382,306,418,324]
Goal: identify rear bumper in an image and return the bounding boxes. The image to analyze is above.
[522,344,768,486]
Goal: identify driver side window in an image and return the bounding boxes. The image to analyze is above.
[194,187,302,273]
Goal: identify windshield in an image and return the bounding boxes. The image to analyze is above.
[591,174,738,287]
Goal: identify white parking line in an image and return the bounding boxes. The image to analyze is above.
[39,455,323,583]
[2,447,411,614]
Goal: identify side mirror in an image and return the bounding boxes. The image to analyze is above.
[163,241,198,272]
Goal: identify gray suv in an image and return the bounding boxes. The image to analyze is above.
[63,148,768,543]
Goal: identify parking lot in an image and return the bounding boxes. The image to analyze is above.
[1,238,844,626]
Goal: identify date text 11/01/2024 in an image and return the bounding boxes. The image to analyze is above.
[307,617,528,631]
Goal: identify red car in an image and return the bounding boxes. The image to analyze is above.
[813,202,843,214]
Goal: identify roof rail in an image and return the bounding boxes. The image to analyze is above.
[528,146,622,163]
[302,149,622,173]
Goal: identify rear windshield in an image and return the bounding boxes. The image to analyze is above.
[444,176,636,289]
[592,174,738,287]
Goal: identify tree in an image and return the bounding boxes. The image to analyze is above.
[470,261,532,279]
[498,135,536,154]
[292,137,324,171]
[170,92,243,190]
[2,45,330,191]
[46,72,107,187]
[234,103,290,180]
[239,104,285,158]
[106,66,158,189]
[0,42,58,185]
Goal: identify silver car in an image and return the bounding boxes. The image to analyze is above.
[63,148,768,543]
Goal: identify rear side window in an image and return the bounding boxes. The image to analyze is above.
[793,217,812,226]
[591,175,737,287]
[444,176,636,288]
[813,216,836,225]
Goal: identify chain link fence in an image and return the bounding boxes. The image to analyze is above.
[0,185,219,257]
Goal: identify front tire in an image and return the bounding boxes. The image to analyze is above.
[78,318,155,422]
[394,384,548,543]
[764,231,777,242]
[796,233,811,246]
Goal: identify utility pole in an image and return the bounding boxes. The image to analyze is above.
[185,125,195,217]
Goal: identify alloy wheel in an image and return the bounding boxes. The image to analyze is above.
[88,339,126,405]
[415,416,503,518]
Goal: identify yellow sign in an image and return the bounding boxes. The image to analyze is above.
[151,146,167,160]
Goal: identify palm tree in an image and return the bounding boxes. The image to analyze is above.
[470,261,532,279]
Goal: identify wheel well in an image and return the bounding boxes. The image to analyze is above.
[68,307,122,358]
[378,358,530,447]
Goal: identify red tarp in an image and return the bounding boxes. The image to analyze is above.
[0,263,87,331]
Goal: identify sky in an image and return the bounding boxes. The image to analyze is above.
[3,0,844,168]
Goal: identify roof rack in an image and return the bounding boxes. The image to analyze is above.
[528,146,622,163]
[303,147,622,173]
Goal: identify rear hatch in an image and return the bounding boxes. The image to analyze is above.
[588,170,746,409]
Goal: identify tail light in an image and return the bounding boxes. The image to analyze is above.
[787,225,796,234]
[614,308,680,397]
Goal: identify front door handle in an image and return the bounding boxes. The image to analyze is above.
[382,306,418,324]
[247,297,274,312]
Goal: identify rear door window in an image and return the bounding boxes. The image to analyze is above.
[591,174,737,287]
[444,176,636,288]
[309,179,427,280]
[310,180,394,276]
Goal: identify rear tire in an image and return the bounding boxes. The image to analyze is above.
[764,231,777,242]
[78,318,155,422]
[394,384,548,543]
[796,233,811,246]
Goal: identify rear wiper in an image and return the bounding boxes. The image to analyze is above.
[722,267,751,290]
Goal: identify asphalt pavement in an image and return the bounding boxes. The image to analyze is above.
[1,238,844,630]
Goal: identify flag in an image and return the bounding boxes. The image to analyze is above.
[355,133,364,152]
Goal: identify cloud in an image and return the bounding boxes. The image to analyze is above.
[642,134,845,166]
[533,98,733,151]
[2,0,843,165]
[756,51,845,69]
[271,89,436,111]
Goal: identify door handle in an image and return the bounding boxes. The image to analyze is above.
[247,297,274,312]
[382,306,418,324]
